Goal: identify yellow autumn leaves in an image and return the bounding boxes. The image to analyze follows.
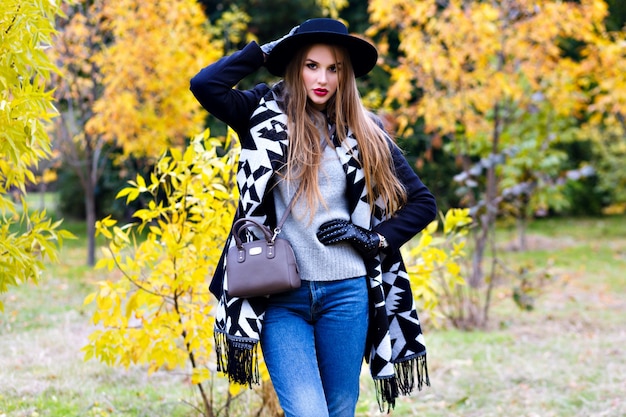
[370,0,622,139]
[85,130,238,382]
[0,0,74,310]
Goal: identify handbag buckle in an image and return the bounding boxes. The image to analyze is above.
[271,227,281,242]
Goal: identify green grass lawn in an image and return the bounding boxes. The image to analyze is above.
[1,214,625,416]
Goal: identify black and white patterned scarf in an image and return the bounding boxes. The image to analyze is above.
[214,85,429,411]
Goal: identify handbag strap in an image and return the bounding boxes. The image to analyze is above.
[272,183,300,241]
[274,122,335,237]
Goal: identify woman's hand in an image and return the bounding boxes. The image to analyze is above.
[316,219,381,258]
[260,26,299,57]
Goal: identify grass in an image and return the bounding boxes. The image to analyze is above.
[0,246,198,417]
[398,215,626,417]
[1,212,625,416]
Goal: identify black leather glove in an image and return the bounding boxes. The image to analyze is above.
[316,219,380,258]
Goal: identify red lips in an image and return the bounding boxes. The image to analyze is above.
[313,88,328,96]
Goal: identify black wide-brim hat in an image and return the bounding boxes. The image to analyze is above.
[265,18,378,78]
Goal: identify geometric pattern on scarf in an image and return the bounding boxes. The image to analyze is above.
[214,84,429,411]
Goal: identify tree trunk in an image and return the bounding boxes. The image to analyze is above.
[469,215,488,289]
[85,183,96,267]
[468,101,502,327]
[517,212,527,251]
[468,214,489,326]
[39,182,47,211]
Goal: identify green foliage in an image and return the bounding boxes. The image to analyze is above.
[199,0,320,44]
[605,0,626,31]
[0,0,73,310]
[585,123,626,214]
[498,100,580,218]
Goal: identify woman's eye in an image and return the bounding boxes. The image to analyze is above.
[329,65,337,72]
[306,63,317,70]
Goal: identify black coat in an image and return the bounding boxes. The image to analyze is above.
[190,41,437,297]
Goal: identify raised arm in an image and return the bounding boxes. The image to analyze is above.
[189,42,268,134]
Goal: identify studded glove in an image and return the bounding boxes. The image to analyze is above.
[260,25,300,56]
[316,219,381,258]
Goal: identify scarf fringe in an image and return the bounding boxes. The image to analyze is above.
[214,331,260,387]
[374,354,431,413]
[374,376,399,413]
[395,354,431,395]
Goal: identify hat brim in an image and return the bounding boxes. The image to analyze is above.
[265,32,378,78]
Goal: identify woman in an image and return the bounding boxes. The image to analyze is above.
[190,18,437,417]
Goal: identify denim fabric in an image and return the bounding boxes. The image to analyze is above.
[260,277,369,417]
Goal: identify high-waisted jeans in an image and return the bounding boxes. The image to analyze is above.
[260,277,369,417]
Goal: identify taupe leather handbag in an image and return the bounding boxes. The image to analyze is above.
[226,195,301,298]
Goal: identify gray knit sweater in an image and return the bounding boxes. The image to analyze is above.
[273,145,367,281]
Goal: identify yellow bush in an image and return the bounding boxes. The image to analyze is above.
[84,130,238,385]
[405,208,473,327]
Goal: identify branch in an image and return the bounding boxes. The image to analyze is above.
[617,112,626,133]
[179,399,205,415]
[103,244,174,301]
[174,292,214,417]
[3,4,19,35]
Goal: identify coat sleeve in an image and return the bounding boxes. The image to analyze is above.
[189,41,268,135]
[372,145,438,251]
[190,42,268,298]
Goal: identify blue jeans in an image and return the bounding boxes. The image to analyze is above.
[260,277,369,417]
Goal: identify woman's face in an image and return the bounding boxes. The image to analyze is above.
[301,44,339,111]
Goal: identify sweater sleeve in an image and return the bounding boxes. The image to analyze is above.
[372,145,438,251]
[189,41,269,135]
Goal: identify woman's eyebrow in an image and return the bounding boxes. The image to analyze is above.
[304,58,342,66]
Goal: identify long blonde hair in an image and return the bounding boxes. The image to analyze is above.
[280,43,407,217]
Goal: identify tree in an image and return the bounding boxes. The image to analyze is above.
[605,0,626,31]
[88,0,221,158]
[369,0,612,326]
[51,0,221,266]
[580,26,626,213]
[85,131,242,417]
[198,0,319,43]
[50,0,110,267]
[0,0,72,309]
